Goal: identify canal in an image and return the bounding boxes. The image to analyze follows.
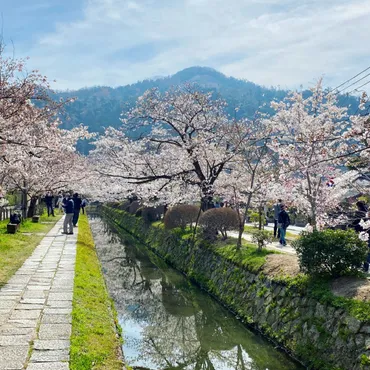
[89,214,304,370]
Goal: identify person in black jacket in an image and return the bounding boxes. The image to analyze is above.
[278,204,290,246]
[72,193,82,227]
[62,193,74,234]
[45,191,55,217]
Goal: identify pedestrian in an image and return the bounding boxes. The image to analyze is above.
[10,212,21,225]
[264,203,269,226]
[72,193,82,227]
[45,191,55,217]
[273,199,283,238]
[353,201,368,232]
[62,193,74,235]
[81,198,88,214]
[352,201,370,272]
[56,193,64,213]
[278,204,290,246]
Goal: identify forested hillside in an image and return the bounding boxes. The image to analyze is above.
[55,66,360,153]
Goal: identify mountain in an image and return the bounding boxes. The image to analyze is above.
[54,66,360,153]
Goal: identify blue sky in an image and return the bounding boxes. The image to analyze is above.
[2,0,369,92]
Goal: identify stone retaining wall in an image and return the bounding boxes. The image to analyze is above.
[103,206,370,370]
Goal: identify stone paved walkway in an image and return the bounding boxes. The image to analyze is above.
[228,231,296,254]
[0,218,77,370]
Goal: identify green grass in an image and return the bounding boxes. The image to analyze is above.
[212,237,278,273]
[70,213,123,370]
[151,220,164,228]
[244,225,300,241]
[0,213,61,287]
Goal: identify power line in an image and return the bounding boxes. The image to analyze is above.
[347,79,370,95]
[335,72,370,95]
[327,65,370,95]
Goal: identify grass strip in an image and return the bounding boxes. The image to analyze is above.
[0,212,62,287]
[70,213,123,370]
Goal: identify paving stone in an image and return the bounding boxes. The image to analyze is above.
[0,326,35,336]
[47,293,73,301]
[32,273,55,278]
[7,276,31,284]
[0,345,28,368]
[46,301,72,309]
[0,301,16,309]
[10,310,41,320]
[22,291,47,300]
[7,320,38,328]
[41,314,71,324]
[19,299,46,305]
[43,308,70,315]
[30,349,69,362]
[26,286,51,291]
[0,333,34,346]
[33,339,70,350]
[15,304,44,311]
[26,363,69,370]
[38,324,71,340]
[0,291,22,296]
[0,310,11,316]
[0,296,19,301]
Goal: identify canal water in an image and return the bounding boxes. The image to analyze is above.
[88,214,304,370]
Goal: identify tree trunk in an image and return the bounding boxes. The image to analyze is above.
[236,194,252,250]
[258,204,263,230]
[27,196,38,218]
[191,205,203,245]
[21,189,28,220]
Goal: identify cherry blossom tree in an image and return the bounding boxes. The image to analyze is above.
[0,43,67,149]
[91,86,245,209]
[214,117,277,249]
[266,80,355,228]
[1,124,90,218]
[0,43,91,217]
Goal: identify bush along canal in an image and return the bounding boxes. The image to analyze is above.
[100,206,370,370]
[88,212,304,370]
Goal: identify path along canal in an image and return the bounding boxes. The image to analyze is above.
[89,214,304,370]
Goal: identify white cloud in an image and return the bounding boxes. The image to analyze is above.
[18,0,370,92]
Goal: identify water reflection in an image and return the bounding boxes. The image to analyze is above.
[88,214,303,370]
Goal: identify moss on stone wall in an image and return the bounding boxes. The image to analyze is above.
[103,206,370,370]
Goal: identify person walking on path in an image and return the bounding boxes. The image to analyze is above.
[56,192,64,213]
[63,193,74,234]
[72,193,82,227]
[278,204,290,246]
[273,199,283,238]
[352,201,370,272]
[45,191,55,217]
[81,197,88,214]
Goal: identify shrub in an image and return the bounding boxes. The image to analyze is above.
[163,204,201,230]
[199,207,239,240]
[251,230,273,251]
[129,200,140,215]
[292,229,368,277]
[249,211,265,227]
[141,207,160,223]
